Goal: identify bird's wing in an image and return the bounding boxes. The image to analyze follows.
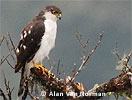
[15,17,45,73]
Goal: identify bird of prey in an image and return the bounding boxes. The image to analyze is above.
[15,5,62,98]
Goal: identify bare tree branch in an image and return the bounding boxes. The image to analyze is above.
[113,42,121,60]
[0,53,10,66]
[75,32,89,58]
[126,51,132,66]
[71,32,104,83]
[56,59,60,77]
[0,88,8,100]
[5,59,14,70]
[0,36,5,46]
[8,33,16,55]
[5,37,16,63]
[0,34,16,66]
[30,62,132,100]
[1,71,14,100]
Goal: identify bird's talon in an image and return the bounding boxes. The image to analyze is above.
[48,72,50,78]
[42,67,50,78]
[32,61,50,78]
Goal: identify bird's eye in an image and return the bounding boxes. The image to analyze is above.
[52,10,57,15]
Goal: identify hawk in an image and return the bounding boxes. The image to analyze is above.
[15,5,62,98]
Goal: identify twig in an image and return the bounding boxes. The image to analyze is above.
[49,60,56,73]
[70,32,104,83]
[75,32,89,58]
[57,59,60,77]
[5,59,14,69]
[75,33,83,46]
[5,36,11,52]
[126,51,132,65]
[0,88,8,100]
[113,42,121,60]
[5,35,16,63]
[59,63,65,77]
[2,71,14,100]
[72,63,77,79]
[116,50,132,71]
[8,33,16,55]
[0,36,5,46]
[0,53,10,66]
[1,56,4,62]
[5,59,21,73]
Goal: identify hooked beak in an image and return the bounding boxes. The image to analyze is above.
[58,16,61,20]
[57,13,62,20]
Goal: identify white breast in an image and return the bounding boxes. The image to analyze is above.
[32,19,57,64]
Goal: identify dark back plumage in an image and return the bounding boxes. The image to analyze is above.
[15,13,45,98]
[15,16,45,73]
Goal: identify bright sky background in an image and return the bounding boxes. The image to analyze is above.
[0,0,131,99]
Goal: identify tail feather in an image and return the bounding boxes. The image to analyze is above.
[15,62,25,73]
[18,75,26,97]
[17,66,27,98]
[17,63,31,98]
[16,62,32,98]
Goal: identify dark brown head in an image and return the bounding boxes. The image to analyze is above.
[37,5,62,21]
[45,5,62,19]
